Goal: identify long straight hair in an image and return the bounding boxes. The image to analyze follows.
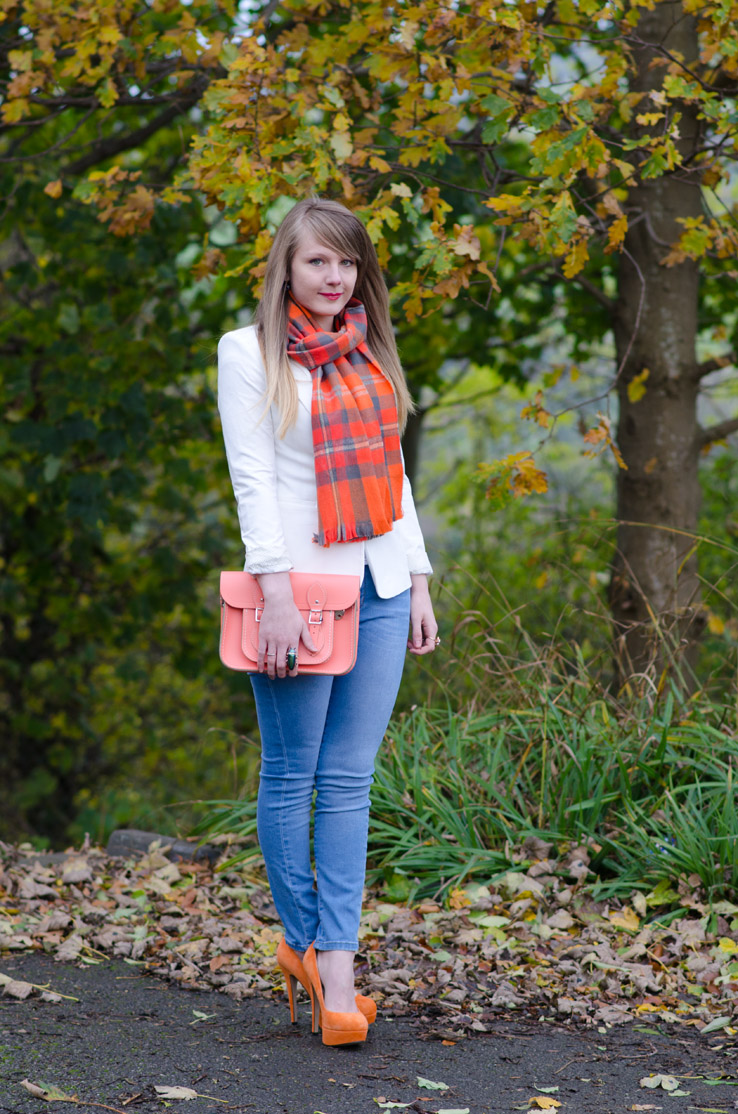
[255,198,414,437]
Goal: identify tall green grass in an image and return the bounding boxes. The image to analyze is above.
[193,579,738,906]
[366,694,738,901]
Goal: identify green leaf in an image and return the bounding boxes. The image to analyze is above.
[56,303,80,334]
[417,1077,449,1091]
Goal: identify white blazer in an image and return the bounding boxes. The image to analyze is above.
[217,325,432,599]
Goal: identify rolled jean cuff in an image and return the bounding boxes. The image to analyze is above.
[315,938,360,951]
[285,939,313,953]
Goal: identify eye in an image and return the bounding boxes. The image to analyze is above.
[341,259,355,267]
[308,257,324,266]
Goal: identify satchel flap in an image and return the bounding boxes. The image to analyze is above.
[290,572,360,611]
[220,571,264,609]
[220,571,360,612]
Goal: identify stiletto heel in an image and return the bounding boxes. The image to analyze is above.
[303,944,368,1047]
[284,971,299,1023]
[276,938,377,1025]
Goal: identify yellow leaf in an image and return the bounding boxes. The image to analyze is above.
[330,131,353,160]
[390,182,412,198]
[2,97,30,123]
[610,906,640,932]
[718,935,738,952]
[627,368,649,403]
[448,887,472,910]
[562,238,589,278]
[606,215,628,252]
[99,25,122,45]
[511,455,549,497]
[44,180,63,199]
[448,225,480,260]
[484,193,526,213]
[528,1099,562,1110]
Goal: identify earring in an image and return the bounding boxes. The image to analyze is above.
[284,278,291,289]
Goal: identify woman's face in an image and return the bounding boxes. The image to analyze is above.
[289,231,358,331]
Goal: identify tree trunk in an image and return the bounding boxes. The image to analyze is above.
[401,406,426,488]
[610,1,706,689]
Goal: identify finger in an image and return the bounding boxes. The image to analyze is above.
[301,620,318,653]
[410,618,423,650]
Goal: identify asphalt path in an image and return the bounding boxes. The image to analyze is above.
[1,953,736,1114]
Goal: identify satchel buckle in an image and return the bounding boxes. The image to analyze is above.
[308,609,323,625]
[255,607,263,622]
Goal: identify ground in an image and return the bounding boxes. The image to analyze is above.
[1,951,737,1114]
[2,839,738,1113]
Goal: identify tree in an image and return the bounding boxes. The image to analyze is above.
[4,0,738,698]
[0,0,246,840]
[170,0,735,686]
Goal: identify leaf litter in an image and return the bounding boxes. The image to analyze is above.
[2,838,738,1038]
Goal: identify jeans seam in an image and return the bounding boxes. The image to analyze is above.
[268,681,314,950]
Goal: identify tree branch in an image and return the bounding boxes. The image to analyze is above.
[700,415,738,447]
[60,79,209,177]
[554,268,616,313]
[695,353,736,380]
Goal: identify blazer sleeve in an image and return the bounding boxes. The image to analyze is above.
[395,468,433,576]
[217,329,293,574]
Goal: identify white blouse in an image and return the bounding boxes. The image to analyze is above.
[217,324,432,599]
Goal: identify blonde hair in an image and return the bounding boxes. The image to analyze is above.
[255,198,414,437]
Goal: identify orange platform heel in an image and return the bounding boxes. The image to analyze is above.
[276,938,377,1024]
[303,943,368,1046]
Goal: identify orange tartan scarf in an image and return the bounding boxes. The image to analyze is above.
[286,297,404,547]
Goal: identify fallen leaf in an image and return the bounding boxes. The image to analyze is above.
[610,907,640,932]
[639,1075,679,1091]
[154,1087,198,1100]
[437,1109,471,1114]
[62,858,93,885]
[20,1080,76,1101]
[417,1077,449,1091]
[4,979,34,1000]
[701,1015,730,1034]
[528,1099,562,1109]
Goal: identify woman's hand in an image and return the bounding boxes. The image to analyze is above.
[407,574,439,656]
[256,572,317,678]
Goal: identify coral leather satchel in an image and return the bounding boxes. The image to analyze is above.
[219,571,361,675]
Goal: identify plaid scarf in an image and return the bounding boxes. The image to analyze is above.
[286,297,404,547]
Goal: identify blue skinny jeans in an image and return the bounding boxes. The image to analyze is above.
[250,570,410,952]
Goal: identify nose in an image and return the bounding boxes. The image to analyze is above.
[325,262,342,286]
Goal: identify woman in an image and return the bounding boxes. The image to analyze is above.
[217,198,437,1046]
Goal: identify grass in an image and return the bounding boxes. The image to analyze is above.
[192,585,738,908]
[365,692,738,902]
